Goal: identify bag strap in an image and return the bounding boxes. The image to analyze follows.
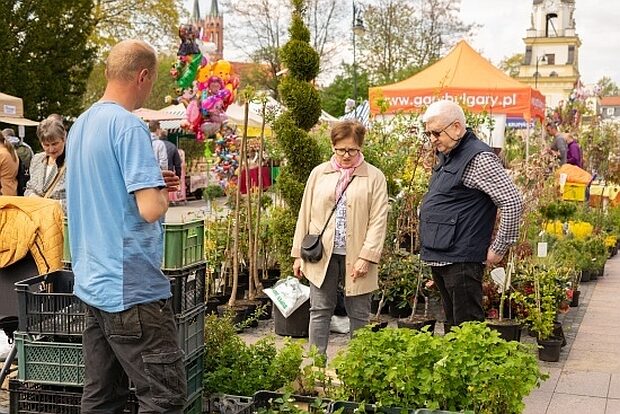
[43,164,66,199]
[318,175,356,237]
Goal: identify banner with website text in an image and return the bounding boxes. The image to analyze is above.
[368,87,545,121]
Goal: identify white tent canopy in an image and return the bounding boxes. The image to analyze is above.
[0,92,39,126]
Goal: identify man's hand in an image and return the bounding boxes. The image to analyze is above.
[351,258,370,282]
[293,258,304,280]
[486,249,503,266]
[162,170,180,192]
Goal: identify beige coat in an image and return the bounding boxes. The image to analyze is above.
[291,161,389,296]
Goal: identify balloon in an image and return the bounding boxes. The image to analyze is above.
[176,53,202,89]
[211,60,232,81]
[177,24,201,56]
[201,121,222,137]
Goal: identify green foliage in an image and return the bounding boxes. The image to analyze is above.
[267,206,298,273]
[279,77,322,131]
[331,323,546,413]
[539,201,577,223]
[203,184,225,201]
[280,41,320,82]
[597,76,620,97]
[320,63,369,117]
[0,0,96,123]
[203,312,304,396]
[289,12,311,43]
[256,392,330,414]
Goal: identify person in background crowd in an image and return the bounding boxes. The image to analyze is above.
[546,122,568,165]
[2,127,34,172]
[292,120,389,356]
[564,133,583,168]
[148,120,168,170]
[419,100,523,328]
[24,118,67,201]
[0,132,19,195]
[149,120,182,177]
[66,39,185,413]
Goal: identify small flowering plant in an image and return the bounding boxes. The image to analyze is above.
[511,263,572,339]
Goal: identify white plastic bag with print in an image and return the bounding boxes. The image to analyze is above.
[264,276,310,318]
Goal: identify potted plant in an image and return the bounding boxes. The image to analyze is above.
[485,255,522,342]
[396,256,436,333]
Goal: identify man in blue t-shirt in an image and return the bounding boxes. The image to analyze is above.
[66,39,185,413]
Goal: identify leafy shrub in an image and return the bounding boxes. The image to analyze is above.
[331,323,546,414]
[203,312,304,395]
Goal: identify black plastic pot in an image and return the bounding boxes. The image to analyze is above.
[581,270,591,282]
[388,302,412,319]
[486,319,522,342]
[537,336,563,362]
[570,290,581,307]
[274,299,310,338]
[553,321,567,347]
[397,318,436,334]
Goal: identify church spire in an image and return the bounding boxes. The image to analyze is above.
[191,0,201,22]
[209,0,220,17]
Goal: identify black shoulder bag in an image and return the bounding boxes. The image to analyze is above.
[300,176,356,263]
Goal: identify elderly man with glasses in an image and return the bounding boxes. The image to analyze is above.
[418,100,523,329]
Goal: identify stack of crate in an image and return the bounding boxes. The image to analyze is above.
[10,219,206,413]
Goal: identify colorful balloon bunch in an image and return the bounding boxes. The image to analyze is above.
[169,24,240,142]
[210,125,240,188]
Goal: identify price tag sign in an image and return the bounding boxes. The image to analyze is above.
[537,242,548,257]
[491,267,507,292]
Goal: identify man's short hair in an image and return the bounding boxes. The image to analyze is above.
[105,39,157,82]
[422,100,466,127]
[546,121,558,129]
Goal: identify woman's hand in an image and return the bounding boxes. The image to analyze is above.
[293,257,304,279]
[351,258,370,282]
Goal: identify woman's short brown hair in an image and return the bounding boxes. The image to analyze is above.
[37,118,66,144]
[330,120,366,147]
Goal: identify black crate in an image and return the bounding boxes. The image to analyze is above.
[8,379,138,414]
[185,350,204,404]
[15,271,86,338]
[252,391,332,414]
[166,262,207,315]
[209,394,253,414]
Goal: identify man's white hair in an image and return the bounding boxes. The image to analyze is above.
[422,100,466,126]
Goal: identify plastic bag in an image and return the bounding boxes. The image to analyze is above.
[330,315,350,334]
[264,276,310,318]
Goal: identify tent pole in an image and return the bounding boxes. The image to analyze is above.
[525,121,530,163]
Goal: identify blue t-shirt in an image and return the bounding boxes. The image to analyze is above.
[66,101,170,312]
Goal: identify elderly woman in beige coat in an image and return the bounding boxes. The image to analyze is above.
[292,120,389,355]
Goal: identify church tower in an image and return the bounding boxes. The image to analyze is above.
[202,0,224,61]
[516,0,580,108]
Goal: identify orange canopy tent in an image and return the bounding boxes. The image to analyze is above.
[369,40,545,122]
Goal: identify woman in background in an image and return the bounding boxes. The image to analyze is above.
[0,132,18,195]
[25,117,67,201]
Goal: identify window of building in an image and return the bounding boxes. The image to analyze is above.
[567,46,575,64]
[545,54,555,65]
[524,46,532,65]
[608,107,615,116]
[550,71,559,77]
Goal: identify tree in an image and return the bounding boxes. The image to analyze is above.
[0,0,96,120]
[320,63,369,117]
[222,0,345,96]
[270,0,322,269]
[358,0,476,85]
[90,0,183,53]
[499,53,524,78]
[597,76,620,97]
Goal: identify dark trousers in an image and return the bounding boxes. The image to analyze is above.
[431,262,485,326]
[81,300,187,414]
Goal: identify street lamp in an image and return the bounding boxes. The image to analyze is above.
[352,0,365,117]
[534,54,547,89]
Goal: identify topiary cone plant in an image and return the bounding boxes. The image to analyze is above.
[270,0,322,271]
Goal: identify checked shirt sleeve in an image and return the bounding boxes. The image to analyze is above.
[462,152,524,257]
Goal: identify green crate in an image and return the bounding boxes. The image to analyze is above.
[163,220,205,270]
[16,333,84,386]
[17,333,203,388]
[62,217,71,264]
[185,350,204,404]
[184,390,203,414]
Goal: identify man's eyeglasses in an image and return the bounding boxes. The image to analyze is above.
[423,121,456,139]
[334,147,361,157]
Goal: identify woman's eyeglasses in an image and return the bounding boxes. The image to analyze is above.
[422,121,456,139]
[333,148,360,157]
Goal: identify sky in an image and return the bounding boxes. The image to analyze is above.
[460,0,620,86]
[184,0,620,86]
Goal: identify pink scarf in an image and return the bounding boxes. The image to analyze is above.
[330,152,364,199]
